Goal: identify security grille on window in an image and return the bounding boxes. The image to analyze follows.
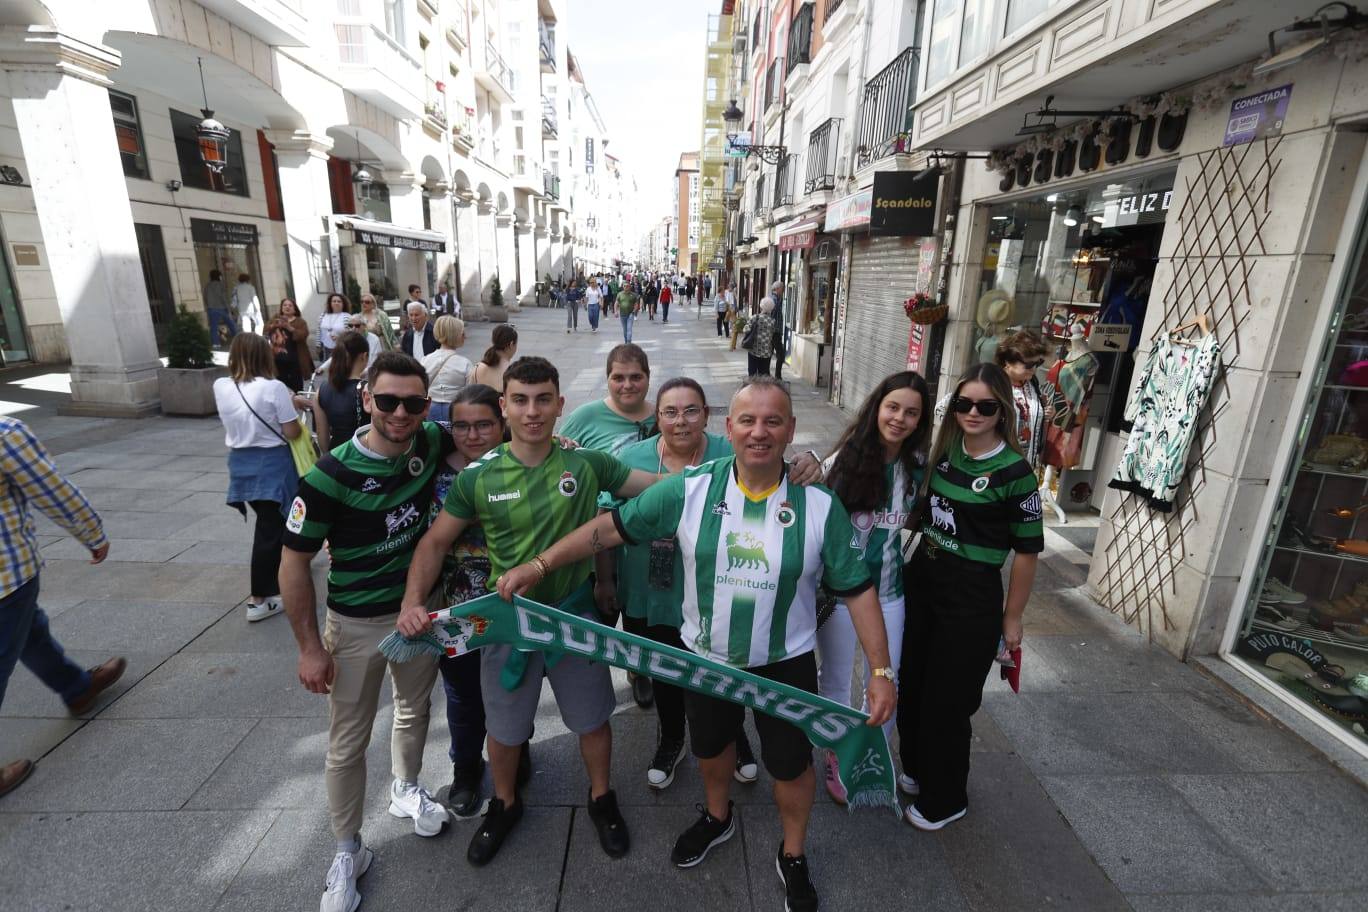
[171,108,248,196]
[109,90,149,180]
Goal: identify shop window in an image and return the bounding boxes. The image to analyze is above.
[924,0,963,87]
[356,179,392,222]
[1005,0,1055,34]
[109,90,150,180]
[170,108,249,196]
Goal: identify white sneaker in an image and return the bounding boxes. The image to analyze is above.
[897,772,920,796]
[246,597,283,623]
[904,803,965,831]
[387,778,450,837]
[319,842,372,912]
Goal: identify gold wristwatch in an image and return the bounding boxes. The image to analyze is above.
[871,666,895,682]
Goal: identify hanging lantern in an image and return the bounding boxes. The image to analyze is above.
[197,109,230,174]
[352,163,374,188]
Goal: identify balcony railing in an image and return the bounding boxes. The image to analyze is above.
[453,105,474,147]
[787,3,813,78]
[482,40,513,97]
[824,0,845,22]
[334,21,425,118]
[764,59,781,110]
[541,96,558,137]
[539,20,556,72]
[856,46,917,168]
[776,153,798,206]
[804,117,840,193]
[543,169,560,201]
[446,0,469,48]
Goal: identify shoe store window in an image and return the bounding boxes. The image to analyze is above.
[1236,211,1368,745]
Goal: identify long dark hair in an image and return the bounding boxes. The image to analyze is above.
[451,383,511,443]
[825,371,931,513]
[327,331,370,391]
[482,324,518,367]
[928,362,1021,472]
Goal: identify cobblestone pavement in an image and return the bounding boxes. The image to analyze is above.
[1,302,1365,912]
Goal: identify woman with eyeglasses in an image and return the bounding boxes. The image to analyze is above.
[599,378,758,789]
[898,362,1042,832]
[994,330,1052,470]
[359,293,398,351]
[814,370,929,805]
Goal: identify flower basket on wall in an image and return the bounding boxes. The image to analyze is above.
[904,293,946,325]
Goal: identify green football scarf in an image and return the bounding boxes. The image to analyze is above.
[379,592,898,813]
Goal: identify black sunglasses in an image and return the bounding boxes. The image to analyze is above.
[371,393,431,414]
[952,396,1002,417]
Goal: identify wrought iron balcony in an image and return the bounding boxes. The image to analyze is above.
[539,20,556,72]
[787,3,813,78]
[824,0,845,21]
[541,96,558,137]
[478,40,514,103]
[764,59,781,110]
[856,46,917,168]
[543,169,560,201]
[804,117,840,193]
[776,153,798,206]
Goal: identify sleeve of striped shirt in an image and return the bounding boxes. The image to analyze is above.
[1006,474,1045,555]
[0,423,105,550]
[819,495,872,596]
[612,473,686,545]
[281,477,334,552]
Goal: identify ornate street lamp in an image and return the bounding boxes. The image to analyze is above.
[196,58,230,174]
[722,99,786,165]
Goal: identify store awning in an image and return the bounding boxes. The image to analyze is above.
[824,189,873,233]
[332,216,447,253]
[778,220,820,251]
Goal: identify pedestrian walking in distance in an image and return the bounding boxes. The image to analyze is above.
[204,268,237,349]
[235,272,264,336]
[0,417,126,799]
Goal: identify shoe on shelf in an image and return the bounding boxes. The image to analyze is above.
[246,596,283,623]
[1346,673,1368,699]
[1256,606,1301,631]
[671,802,735,868]
[897,772,920,797]
[0,758,34,798]
[446,761,485,819]
[467,797,523,867]
[319,840,373,912]
[387,779,450,837]
[733,728,759,784]
[775,840,819,912]
[822,748,847,805]
[66,657,127,715]
[1264,578,1307,605]
[517,741,532,789]
[630,672,655,709]
[647,734,687,790]
[904,802,967,831]
[586,789,630,858]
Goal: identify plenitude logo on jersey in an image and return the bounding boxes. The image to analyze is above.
[715,530,778,591]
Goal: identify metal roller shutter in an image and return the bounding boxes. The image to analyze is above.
[838,235,922,412]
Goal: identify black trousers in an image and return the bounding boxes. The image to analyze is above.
[747,353,770,377]
[716,313,729,337]
[622,614,686,741]
[773,346,785,381]
[249,500,285,598]
[439,649,486,773]
[661,300,670,321]
[897,546,1003,821]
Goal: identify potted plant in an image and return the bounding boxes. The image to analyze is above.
[486,273,509,323]
[904,292,947,325]
[158,306,226,416]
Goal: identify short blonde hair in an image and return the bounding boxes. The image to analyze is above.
[434,314,465,347]
[227,332,276,383]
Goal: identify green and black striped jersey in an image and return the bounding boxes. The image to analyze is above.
[283,422,454,617]
[923,440,1044,566]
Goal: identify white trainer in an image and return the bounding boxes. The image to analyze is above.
[387,779,450,837]
[319,842,372,912]
[904,803,966,831]
[897,772,920,796]
[246,597,283,623]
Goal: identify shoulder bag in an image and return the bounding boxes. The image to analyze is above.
[740,318,758,350]
[234,381,318,476]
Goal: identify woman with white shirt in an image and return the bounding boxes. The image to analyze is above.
[421,315,471,425]
[234,273,264,335]
[212,333,303,624]
[318,292,351,361]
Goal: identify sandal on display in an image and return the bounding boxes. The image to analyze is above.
[1288,680,1368,721]
[1334,622,1368,644]
[1318,663,1347,684]
[1346,673,1368,699]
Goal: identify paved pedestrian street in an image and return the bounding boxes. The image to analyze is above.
[1,304,1365,912]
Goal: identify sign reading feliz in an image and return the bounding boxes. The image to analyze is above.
[379,593,899,813]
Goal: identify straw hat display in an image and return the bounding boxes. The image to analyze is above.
[976,289,1014,331]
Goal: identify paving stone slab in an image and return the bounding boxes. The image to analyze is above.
[67,468,207,490]
[1024,632,1217,694]
[0,718,256,811]
[55,450,183,472]
[0,810,278,912]
[172,512,256,543]
[185,602,323,654]
[41,536,196,563]
[37,559,245,604]
[167,490,239,514]
[171,540,253,565]
[1127,892,1368,912]
[1155,689,1327,774]
[48,599,231,655]
[182,472,230,493]
[0,716,84,760]
[61,485,196,513]
[1040,773,1268,895]
[104,651,327,720]
[1169,771,1368,892]
[0,649,161,719]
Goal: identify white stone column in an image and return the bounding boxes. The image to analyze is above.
[477,200,498,306]
[387,172,428,297]
[1,28,159,415]
[516,220,537,306]
[426,181,456,290]
[264,130,334,325]
[453,193,483,321]
[535,225,551,287]
[496,212,518,312]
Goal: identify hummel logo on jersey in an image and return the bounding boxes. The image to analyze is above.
[712,501,730,516]
[488,490,521,503]
[361,477,381,493]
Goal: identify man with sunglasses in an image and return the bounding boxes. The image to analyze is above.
[279,352,457,912]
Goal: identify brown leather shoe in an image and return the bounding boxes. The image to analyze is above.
[66,657,127,715]
[0,759,34,798]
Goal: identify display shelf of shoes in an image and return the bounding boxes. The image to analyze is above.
[1298,462,1368,480]
[1250,616,1368,652]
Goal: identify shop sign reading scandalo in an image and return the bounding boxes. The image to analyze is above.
[870,171,938,237]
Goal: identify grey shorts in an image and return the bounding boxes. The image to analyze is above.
[480,645,616,746]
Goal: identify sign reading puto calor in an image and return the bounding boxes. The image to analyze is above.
[870,171,938,237]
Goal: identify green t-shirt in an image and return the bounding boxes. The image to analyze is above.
[558,399,656,456]
[613,457,871,668]
[824,454,923,602]
[603,433,733,626]
[924,440,1044,565]
[443,443,632,604]
[283,422,454,617]
[616,290,640,312]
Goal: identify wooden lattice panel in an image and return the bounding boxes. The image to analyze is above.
[1096,137,1282,635]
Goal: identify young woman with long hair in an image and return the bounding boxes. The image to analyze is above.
[815,370,930,804]
[211,333,303,623]
[318,292,351,361]
[898,362,1042,831]
[470,324,518,389]
[303,331,370,451]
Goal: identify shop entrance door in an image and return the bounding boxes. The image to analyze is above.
[134,223,175,349]
[0,227,29,364]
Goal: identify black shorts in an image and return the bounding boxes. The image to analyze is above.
[684,651,817,782]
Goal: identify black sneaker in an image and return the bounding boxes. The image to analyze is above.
[630,673,655,709]
[671,802,735,868]
[647,735,687,790]
[466,797,523,867]
[776,841,819,912]
[446,761,484,819]
[586,789,630,858]
[734,729,759,784]
[517,741,532,789]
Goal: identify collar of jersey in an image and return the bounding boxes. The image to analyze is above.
[960,438,1006,462]
[733,462,785,502]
